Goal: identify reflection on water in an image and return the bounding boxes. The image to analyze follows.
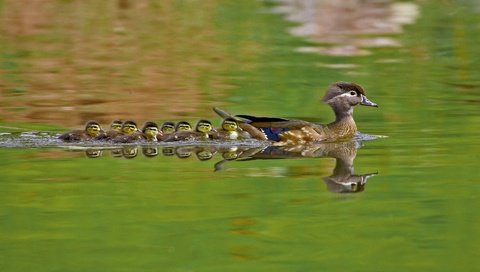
[271,0,419,56]
[77,140,378,193]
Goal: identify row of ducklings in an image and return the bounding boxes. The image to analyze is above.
[59,118,259,143]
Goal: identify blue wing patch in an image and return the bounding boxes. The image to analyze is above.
[261,128,289,141]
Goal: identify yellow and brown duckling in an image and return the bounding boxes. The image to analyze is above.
[121,120,140,135]
[156,121,176,141]
[211,117,251,140]
[164,120,213,141]
[58,120,104,142]
[95,119,123,140]
[113,121,159,143]
[214,82,378,145]
[175,121,192,132]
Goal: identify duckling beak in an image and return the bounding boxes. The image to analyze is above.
[360,95,378,107]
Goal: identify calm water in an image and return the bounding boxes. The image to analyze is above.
[1,0,480,271]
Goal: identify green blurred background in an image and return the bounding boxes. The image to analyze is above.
[1,0,479,271]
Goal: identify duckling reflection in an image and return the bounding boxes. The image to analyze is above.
[175,146,194,159]
[214,146,266,172]
[142,146,159,158]
[194,146,217,161]
[111,148,123,158]
[162,147,175,156]
[122,146,138,159]
[214,141,377,193]
[85,149,103,158]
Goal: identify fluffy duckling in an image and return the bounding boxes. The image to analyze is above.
[156,121,176,141]
[164,120,213,142]
[95,119,123,140]
[211,118,251,140]
[58,120,103,142]
[113,121,158,143]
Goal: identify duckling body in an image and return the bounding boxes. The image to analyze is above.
[164,120,213,142]
[58,120,103,142]
[214,82,377,145]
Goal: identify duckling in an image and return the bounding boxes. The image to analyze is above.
[213,82,378,145]
[211,117,251,140]
[120,120,140,135]
[95,119,123,140]
[58,120,104,142]
[175,121,192,132]
[164,120,213,142]
[156,121,176,141]
[113,121,158,143]
[141,121,160,141]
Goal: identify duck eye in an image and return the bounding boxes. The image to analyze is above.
[349,91,357,96]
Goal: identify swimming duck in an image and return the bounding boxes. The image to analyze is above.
[121,120,140,135]
[95,119,123,140]
[113,121,159,143]
[141,121,160,141]
[58,120,104,142]
[175,121,192,132]
[164,120,213,141]
[213,82,377,145]
[211,118,251,140]
[156,121,176,141]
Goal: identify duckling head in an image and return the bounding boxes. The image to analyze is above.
[122,120,138,135]
[142,121,159,140]
[195,120,213,133]
[222,118,238,132]
[110,120,123,132]
[161,121,176,135]
[175,121,192,132]
[85,120,102,137]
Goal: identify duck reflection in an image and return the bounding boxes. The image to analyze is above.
[85,149,103,158]
[142,146,159,158]
[75,140,377,193]
[214,141,377,193]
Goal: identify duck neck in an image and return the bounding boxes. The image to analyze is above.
[326,106,357,137]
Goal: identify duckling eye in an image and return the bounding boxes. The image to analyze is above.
[349,91,357,96]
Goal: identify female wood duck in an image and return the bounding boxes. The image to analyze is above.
[214,82,378,145]
[58,120,104,142]
[113,121,159,143]
[164,120,213,142]
[156,121,176,141]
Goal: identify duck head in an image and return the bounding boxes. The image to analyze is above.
[175,121,192,132]
[195,120,213,136]
[141,121,159,140]
[85,120,102,137]
[222,118,238,132]
[160,121,176,135]
[121,120,139,135]
[322,82,377,119]
[110,120,123,132]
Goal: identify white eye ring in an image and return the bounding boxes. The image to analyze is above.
[349,91,357,96]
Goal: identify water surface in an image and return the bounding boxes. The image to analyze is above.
[1,0,479,271]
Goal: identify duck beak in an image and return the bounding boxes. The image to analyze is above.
[360,95,378,107]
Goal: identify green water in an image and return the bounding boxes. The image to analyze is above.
[1,0,480,271]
